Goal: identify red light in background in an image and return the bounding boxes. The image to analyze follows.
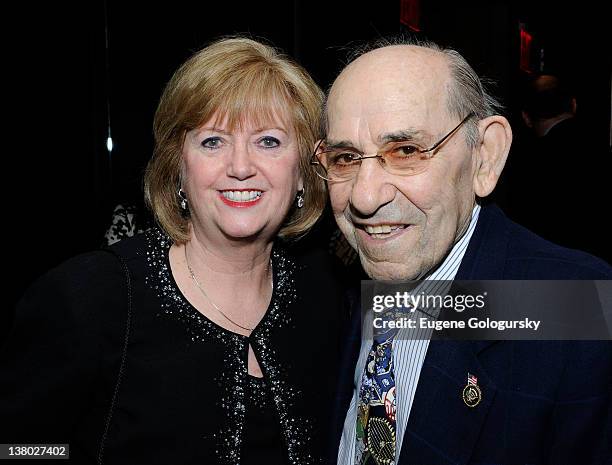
[400,0,421,32]
[520,24,533,73]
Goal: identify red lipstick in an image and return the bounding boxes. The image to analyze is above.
[218,190,263,208]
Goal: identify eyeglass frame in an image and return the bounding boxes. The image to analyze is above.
[310,112,476,181]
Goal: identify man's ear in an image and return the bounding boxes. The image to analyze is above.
[473,115,512,198]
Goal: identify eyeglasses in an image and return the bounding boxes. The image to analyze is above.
[310,112,475,182]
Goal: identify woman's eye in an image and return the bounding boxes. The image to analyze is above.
[259,136,280,148]
[201,137,222,149]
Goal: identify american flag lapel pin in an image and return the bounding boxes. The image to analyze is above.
[462,372,482,408]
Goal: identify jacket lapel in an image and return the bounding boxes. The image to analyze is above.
[398,340,498,465]
[455,203,509,281]
[398,204,509,464]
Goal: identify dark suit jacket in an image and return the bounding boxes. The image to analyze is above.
[332,204,612,465]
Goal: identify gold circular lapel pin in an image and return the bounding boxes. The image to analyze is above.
[462,372,482,408]
[367,417,396,465]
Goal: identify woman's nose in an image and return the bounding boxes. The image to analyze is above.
[226,144,257,180]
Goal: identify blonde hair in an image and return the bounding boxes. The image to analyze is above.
[144,37,325,243]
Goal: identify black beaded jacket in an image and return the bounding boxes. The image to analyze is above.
[1,228,346,464]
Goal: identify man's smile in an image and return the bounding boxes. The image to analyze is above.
[354,223,411,240]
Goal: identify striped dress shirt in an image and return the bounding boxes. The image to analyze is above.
[338,204,481,464]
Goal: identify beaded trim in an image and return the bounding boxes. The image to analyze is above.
[144,228,316,464]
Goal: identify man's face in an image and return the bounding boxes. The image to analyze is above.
[326,46,478,280]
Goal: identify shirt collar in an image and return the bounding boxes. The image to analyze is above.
[426,203,481,281]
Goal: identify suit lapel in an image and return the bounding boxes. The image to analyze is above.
[455,203,509,281]
[399,340,498,464]
[398,204,510,464]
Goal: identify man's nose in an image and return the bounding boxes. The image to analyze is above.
[226,144,257,180]
[349,159,396,216]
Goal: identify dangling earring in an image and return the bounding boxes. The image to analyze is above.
[178,188,188,211]
[296,188,305,208]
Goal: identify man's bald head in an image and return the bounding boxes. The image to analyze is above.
[330,45,451,123]
[324,39,501,149]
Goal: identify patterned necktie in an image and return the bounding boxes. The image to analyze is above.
[355,321,397,465]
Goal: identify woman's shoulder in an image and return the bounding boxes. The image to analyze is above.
[106,226,152,262]
[11,228,173,353]
[49,229,151,286]
[20,228,159,319]
[12,249,131,352]
[22,250,126,315]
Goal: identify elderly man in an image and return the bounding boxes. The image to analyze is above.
[314,39,612,465]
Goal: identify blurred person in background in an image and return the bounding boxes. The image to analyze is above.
[501,73,610,260]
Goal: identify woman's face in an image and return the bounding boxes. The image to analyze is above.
[181,112,303,244]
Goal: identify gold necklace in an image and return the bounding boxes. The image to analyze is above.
[183,245,272,332]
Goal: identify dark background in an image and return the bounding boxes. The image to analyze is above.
[4,0,610,339]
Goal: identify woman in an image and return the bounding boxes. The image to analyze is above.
[0,38,344,464]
